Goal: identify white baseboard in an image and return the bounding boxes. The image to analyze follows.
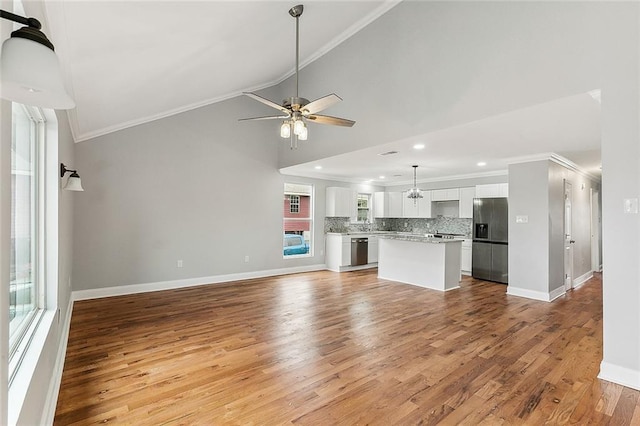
[506,285,565,302]
[548,286,565,301]
[73,264,327,301]
[599,361,640,391]
[573,271,593,289]
[40,297,74,426]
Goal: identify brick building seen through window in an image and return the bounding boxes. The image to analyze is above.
[283,184,312,256]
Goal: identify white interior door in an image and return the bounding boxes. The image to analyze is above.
[591,189,601,272]
[564,180,574,291]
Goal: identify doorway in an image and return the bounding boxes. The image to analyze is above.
[564,180,574,291]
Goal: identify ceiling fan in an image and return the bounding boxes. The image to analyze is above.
[239,4,355,149]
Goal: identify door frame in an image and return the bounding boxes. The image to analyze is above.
[591,188,601,272]
[564,180,574,292]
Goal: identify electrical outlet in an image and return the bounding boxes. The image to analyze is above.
[244,255,250,262]
[177,260,183,268]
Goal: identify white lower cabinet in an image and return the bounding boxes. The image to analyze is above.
[326,233,378,272]
[341,237,351,267]
[461,239,472,275]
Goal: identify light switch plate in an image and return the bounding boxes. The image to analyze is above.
[624,198,638,214]
[516,215,529,224]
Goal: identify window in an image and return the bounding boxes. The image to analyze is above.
[10,103,41,356]
[357,193,371,222]
[289,195,300,213]
[8,101,53,385]
[283,184,313,257]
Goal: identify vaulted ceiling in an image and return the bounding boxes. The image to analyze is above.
[38,1,398,142]
[27,1,601,183]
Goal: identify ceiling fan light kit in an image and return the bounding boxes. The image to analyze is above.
[240,4,355,149]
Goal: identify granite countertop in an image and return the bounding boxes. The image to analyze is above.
[378,234,464,244]
[326,231,465,243]
[326,231,393,236]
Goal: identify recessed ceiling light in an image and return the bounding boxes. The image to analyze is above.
[314,165,322,170]
[413,143,425,150]
[364,179,372,184]
[379,175,385,179]
[477,162,487,167]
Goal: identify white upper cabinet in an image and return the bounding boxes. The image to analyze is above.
[431,188,460,201]
[402,190,431,218]
[374,192,403,218]
[459,187,475,218]
[418,190,432,218]
[475,183,509,198]
[326,187,354,217]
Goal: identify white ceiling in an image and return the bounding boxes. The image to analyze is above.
[30,1,601,183]
[280,92,602,185]
[39,0,398,142]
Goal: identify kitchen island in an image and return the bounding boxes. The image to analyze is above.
[378,235,462,291]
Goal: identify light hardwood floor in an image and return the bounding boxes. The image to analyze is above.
[54,270,640,425]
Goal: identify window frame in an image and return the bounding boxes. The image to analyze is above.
[356,193,372,223]
[289,195,300,214]
[8,104,47,383]
[283,183,313,258]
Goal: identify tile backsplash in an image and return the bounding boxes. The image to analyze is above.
[324,216,472,238]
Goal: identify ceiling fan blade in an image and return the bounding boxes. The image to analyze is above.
[243,92,290,114]
[302,94,342,114]
[239,115,290,122]
[307,114,355,127]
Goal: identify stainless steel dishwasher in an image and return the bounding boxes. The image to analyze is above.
[351,237,368,266]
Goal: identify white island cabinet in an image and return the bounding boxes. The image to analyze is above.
[378,235,462,291]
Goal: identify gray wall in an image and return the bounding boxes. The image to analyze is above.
[73,91,348,291]
[548,161,598,290]
[508,161,550,294]
[508,160,600,297]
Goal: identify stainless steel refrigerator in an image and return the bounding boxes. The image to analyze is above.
[472,198,508,284]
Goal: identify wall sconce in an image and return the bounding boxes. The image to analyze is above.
[60,163,84,191]
[0,9,75,109]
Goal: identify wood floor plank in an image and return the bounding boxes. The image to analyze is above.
[54,270,640,425]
